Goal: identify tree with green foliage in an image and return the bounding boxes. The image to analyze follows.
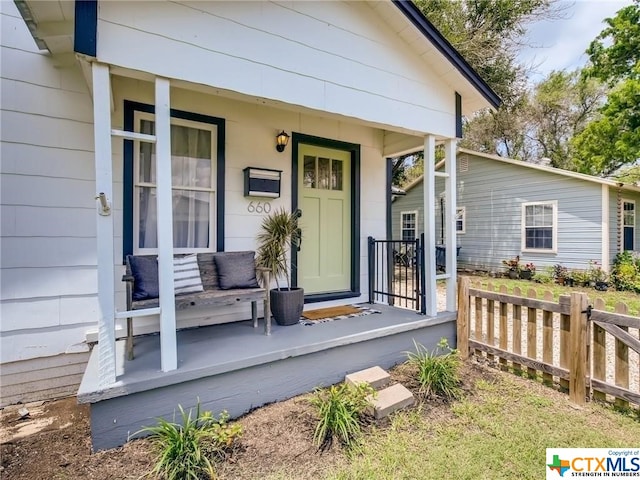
[528,70,606,169]
[391,0,565,182]
[572,0,640,175]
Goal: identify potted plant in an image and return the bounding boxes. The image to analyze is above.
[520,262,535,280]
[588,260,609,291]
[256,207,303,326]
[552,263,574,286]
[588,260,608,290]
[502,256,520,279]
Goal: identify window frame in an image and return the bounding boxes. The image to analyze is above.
[400,210,418,241]
[622,199,636,251]
[123,100,226,261]
[456,206,466,234]
[521,200,558,253]
[133,112,217,255]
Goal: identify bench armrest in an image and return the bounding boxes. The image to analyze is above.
[122,274,135,283]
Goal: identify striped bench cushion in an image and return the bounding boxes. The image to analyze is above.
[173,254,204,295]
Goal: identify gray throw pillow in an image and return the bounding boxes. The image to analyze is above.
[128,255,159,300]
[215,252,259,290]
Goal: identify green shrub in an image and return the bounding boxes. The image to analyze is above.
[139,403,242,480]
[309,382,375,450]
[407,338,462,400]
[201,410,243,461]
[611,251,640,293]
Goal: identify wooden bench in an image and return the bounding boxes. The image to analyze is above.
[123,251,268,360]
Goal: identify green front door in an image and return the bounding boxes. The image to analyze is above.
[298,144,351,294]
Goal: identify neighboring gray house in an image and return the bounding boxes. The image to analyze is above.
[392,148,640,273]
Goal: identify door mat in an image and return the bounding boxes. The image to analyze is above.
[302,305,361,320]
[299,304,381,326]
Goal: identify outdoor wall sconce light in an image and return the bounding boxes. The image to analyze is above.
[276,130,290,152]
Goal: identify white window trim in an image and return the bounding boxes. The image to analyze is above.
[456,206,466,234]
[621,199,636,251]
[521,200,558,253]
[133,112,217,255]
[400,210,419,241]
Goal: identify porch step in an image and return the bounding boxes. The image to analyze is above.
[367,383,415,419]
[345,366,390,390]
[345,366,414,419]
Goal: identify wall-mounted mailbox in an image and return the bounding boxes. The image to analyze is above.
[243,167,282,198]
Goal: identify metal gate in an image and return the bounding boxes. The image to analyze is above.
[367,235,425,313]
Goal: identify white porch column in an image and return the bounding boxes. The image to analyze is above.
[423,135,437,317]
[155,77,177,372]
[444,139,458,311]
[92,63,116,387]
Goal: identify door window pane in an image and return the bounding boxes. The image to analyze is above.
[303,155,316,188]
[331,159,343,191]
[318,157,330,190]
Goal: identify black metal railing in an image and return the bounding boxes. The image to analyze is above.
[367,235,425,313]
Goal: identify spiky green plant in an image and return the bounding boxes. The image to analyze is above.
[255,207,301,289]
[407,337,462,400]
[138,403,241,480]
[309,382,375,450]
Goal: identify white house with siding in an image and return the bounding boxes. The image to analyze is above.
[1,0,500,439]
[392,148,640,274]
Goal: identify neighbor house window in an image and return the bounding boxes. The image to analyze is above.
[134,113,216,254]
[622,200,635,251]
[456,207,466,234]
[522,201,557,252]
[401,211,418,241]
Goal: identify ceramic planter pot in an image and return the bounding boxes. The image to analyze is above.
[270,287,304,326]
[595,281,609,291]
[519,269,533,280]
[508,269,519,279]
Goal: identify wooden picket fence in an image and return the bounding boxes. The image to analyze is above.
[456,276,640,407]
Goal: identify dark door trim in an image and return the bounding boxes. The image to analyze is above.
[291,133,361,303]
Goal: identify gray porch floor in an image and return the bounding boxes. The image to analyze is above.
[78,304,456,403]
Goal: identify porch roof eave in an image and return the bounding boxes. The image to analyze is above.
[96,64,457,159]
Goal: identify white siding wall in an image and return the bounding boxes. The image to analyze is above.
[97,0,458,138]
[1,2,96,365]
[456,154,604,272]
[102,73,386,336]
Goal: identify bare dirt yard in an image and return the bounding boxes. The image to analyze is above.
[1,361,495,480]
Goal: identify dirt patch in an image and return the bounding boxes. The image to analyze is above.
[0,361,595,479]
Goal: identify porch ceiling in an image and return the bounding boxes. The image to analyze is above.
[107,66,434,157]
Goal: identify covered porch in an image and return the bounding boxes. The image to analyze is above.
[79,304,456,450]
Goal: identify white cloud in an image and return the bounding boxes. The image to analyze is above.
[518,0,631,83]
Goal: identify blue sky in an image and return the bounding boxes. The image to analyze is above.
[518,0,632,83]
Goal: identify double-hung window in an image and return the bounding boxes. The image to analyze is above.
[456,207,466,234]
[401,211,418,241]
[522,201,557,252]
[622,200,635,251]
[134,113,216,254]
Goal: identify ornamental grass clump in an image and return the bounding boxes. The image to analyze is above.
[309,382,375,451]
[138,402,242,480]
[407,337,462,401]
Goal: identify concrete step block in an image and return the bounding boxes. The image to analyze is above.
[368,383,414,419]
[345,366,390,390]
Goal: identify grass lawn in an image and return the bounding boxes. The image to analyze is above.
[467,275,640,316]
[321,364,640,480]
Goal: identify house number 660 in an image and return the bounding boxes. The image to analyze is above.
[247,201,271,214]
